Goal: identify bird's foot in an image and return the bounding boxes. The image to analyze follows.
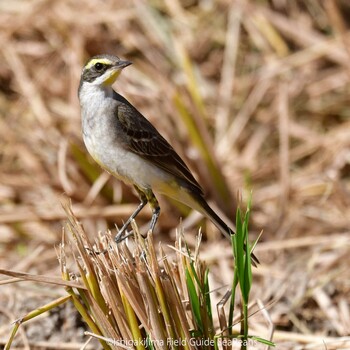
[115,229,134,243]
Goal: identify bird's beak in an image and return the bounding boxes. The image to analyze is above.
[115,60,132,69]
[103,60,132,86]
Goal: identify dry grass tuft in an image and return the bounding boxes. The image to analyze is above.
[60,201,211,350]
[54,201,264,350]
[0,1,350,349]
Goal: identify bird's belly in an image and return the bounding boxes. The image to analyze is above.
[83,130,172,190]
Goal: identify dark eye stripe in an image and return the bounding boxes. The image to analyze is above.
[82,63,113,82]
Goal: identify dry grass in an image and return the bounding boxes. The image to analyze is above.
[0,0,350,349]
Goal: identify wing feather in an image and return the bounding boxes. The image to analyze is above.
[114,92,203,195]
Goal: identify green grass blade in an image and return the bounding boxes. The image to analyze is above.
[185,267,203,333]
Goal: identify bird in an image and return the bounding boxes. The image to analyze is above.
[78,54,258,264]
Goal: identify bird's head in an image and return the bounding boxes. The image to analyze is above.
[80,54,132,87]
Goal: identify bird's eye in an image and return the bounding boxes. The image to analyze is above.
[94,62,104,71]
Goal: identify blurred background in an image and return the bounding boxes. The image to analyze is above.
[1,0,350,348]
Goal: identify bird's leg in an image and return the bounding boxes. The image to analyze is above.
[115,187,148,243]
[145,190,160,234]
[115,188,160,243]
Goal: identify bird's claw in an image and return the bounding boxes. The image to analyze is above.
[114,229,134,243]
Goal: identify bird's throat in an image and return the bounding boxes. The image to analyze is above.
[103,70,121,86]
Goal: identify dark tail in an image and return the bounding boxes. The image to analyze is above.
[198,197,259,266]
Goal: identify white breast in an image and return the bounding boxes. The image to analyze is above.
[79,83,173,191]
